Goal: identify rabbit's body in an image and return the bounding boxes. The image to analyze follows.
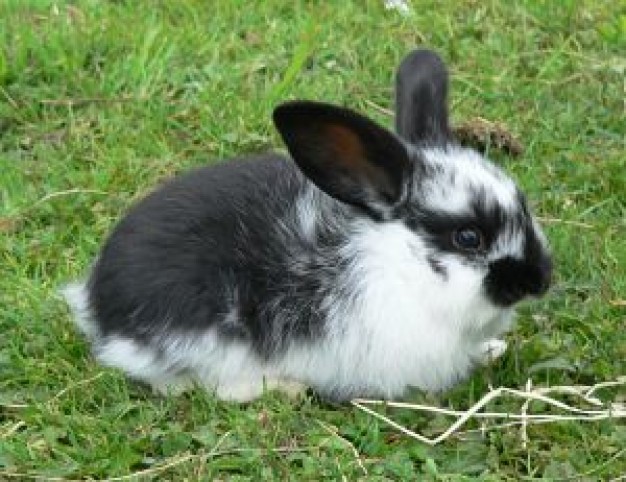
[64,50,551,401]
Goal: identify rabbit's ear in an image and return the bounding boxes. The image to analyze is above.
[273,101,411,217]
[395,49,451,145]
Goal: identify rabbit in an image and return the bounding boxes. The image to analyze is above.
[62,49,552,402]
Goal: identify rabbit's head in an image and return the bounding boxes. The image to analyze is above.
[273,50,551,314]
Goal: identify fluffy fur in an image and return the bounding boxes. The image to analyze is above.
[62,49,551,402]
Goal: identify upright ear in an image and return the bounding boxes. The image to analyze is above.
[395,49,451,145]
[273,101,411,216]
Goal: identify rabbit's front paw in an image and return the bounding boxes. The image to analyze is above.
[479,339,507,364]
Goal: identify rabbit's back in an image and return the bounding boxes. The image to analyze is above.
[87,155,338,354]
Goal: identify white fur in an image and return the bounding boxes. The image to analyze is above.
[418,147,519,214]
[63,214,513,401]
[61,282,99,339]
[415,146,530,261]
[480,339,508,363]
[295,184,320,240]
[95,333,306,401]
[62,146,527,401]
[276,219,513,399]
[62,284,305,401]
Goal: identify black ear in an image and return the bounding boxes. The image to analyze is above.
[395,49,451,145]
[273,101,411,215]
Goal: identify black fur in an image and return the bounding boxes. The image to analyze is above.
[485,223,552,307]
[88,155,351,358]
[403,188,508,257]
[66,48,555,402]
[87,48,551,368]
[402,186,551,306]
[427,255,448,279]
[273,101,411,217]
[395,49,451,145]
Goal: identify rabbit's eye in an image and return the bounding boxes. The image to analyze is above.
[452,227,485,252]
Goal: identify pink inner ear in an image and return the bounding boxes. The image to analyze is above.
[324,123,383,180]
[321,123,397,198]
[324,124,366,168]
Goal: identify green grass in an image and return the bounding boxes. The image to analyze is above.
[1,0,624,479]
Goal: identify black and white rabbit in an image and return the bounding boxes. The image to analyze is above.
[63,49,552,402]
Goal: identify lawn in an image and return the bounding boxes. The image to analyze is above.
[1,0,624,480]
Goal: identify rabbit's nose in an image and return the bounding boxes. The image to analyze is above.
[485,254,552,307]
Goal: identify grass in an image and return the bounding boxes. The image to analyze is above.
[0,0,624,479]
